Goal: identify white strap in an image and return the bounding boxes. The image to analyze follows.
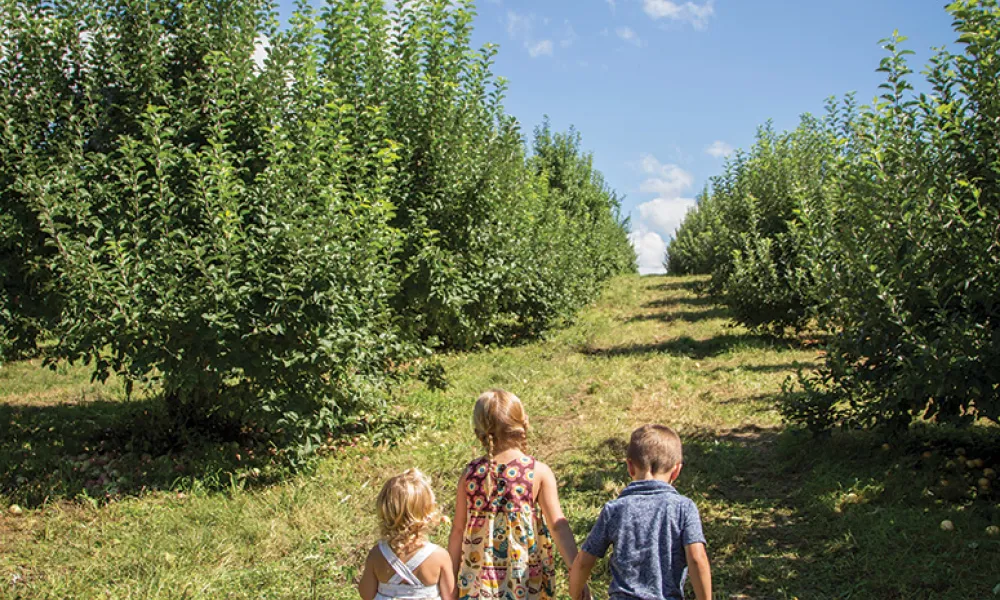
[376,584,440,600]
[378,541,419,585]
[405,543,438,571]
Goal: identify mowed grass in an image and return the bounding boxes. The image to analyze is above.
[2,275,999,599]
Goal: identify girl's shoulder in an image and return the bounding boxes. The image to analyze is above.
[463,456,492,475]
[427,543,451,561]
[412,542,451,572]
[465,456,489,468]
[524,455,548,473]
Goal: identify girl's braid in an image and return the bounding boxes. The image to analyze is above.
[485,432,496,499]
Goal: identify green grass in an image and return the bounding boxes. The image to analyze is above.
[2,275,999,599]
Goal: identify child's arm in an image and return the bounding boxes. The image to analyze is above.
[535,461,579,567]
[568,550,598,600]
[447,472,469,575]
[358,548,379,600]
[685,543,712,600]
[436,549,458,600]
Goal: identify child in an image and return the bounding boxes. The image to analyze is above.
[448,389,580,600]
[359,469,457,600]
[569,424,712,600]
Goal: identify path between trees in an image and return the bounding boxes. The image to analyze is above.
[2,276,998,599]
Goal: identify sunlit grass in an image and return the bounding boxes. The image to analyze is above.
[2,275,998,599]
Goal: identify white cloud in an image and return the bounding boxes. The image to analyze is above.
[706,140,733,158]
[637,196,697,236]
[506,10,533,38]
[629,154,698,274]
[642,0,715,29]
[615,26,642,46]
[606,0,617,14]
[507,10,558,58]
[637,154,694,198]
[630,230,668,275]
[527,39,554,57]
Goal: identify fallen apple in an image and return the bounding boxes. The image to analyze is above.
[940,519,955,531]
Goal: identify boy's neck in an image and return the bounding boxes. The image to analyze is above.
[626,458,681,484]
[631,472,676,484]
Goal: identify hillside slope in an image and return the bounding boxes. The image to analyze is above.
[2,275,998,599]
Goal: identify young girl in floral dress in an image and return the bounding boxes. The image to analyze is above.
[447,389,580,600]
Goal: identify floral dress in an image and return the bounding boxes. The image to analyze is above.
[458,455,556,600]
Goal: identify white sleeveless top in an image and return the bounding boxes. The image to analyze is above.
[374,541,442,600]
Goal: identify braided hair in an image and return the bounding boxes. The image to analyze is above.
[473,389,530,498]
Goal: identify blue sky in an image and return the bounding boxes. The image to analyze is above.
[277,0,959,273]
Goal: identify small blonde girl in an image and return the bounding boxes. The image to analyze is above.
[448,389,580,600]
[360,469,456,600]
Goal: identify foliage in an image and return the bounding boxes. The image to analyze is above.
[318,1,634,349]
[0,0,406,449]
[667,118,840,333]
[794,5,1000,431]
[0,0,634,452]
[663,187,717,277]
[668,0,1000,430]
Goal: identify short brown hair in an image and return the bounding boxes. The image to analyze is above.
[627,424,683,475]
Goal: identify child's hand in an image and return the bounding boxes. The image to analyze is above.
[569,551,598,600]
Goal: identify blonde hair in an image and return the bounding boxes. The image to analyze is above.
[627,424,683,475]
[473,389,530,495]
[377,469,442,556]
[474,388,530,455]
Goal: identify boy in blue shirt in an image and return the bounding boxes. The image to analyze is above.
[570,424,712,600]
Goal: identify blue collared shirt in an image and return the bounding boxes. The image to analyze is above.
[581,480,706,600]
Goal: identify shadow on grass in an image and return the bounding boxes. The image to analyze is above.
[652,279,702,293]
[557,423,1000,599]
[642,295,718,310]
[711,362,815,374]
[0,394,402,507]
[582,334,799,360]
[0,396,277,507]
[626,307,732,324]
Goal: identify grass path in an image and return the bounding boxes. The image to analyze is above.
[2,275,998,599]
